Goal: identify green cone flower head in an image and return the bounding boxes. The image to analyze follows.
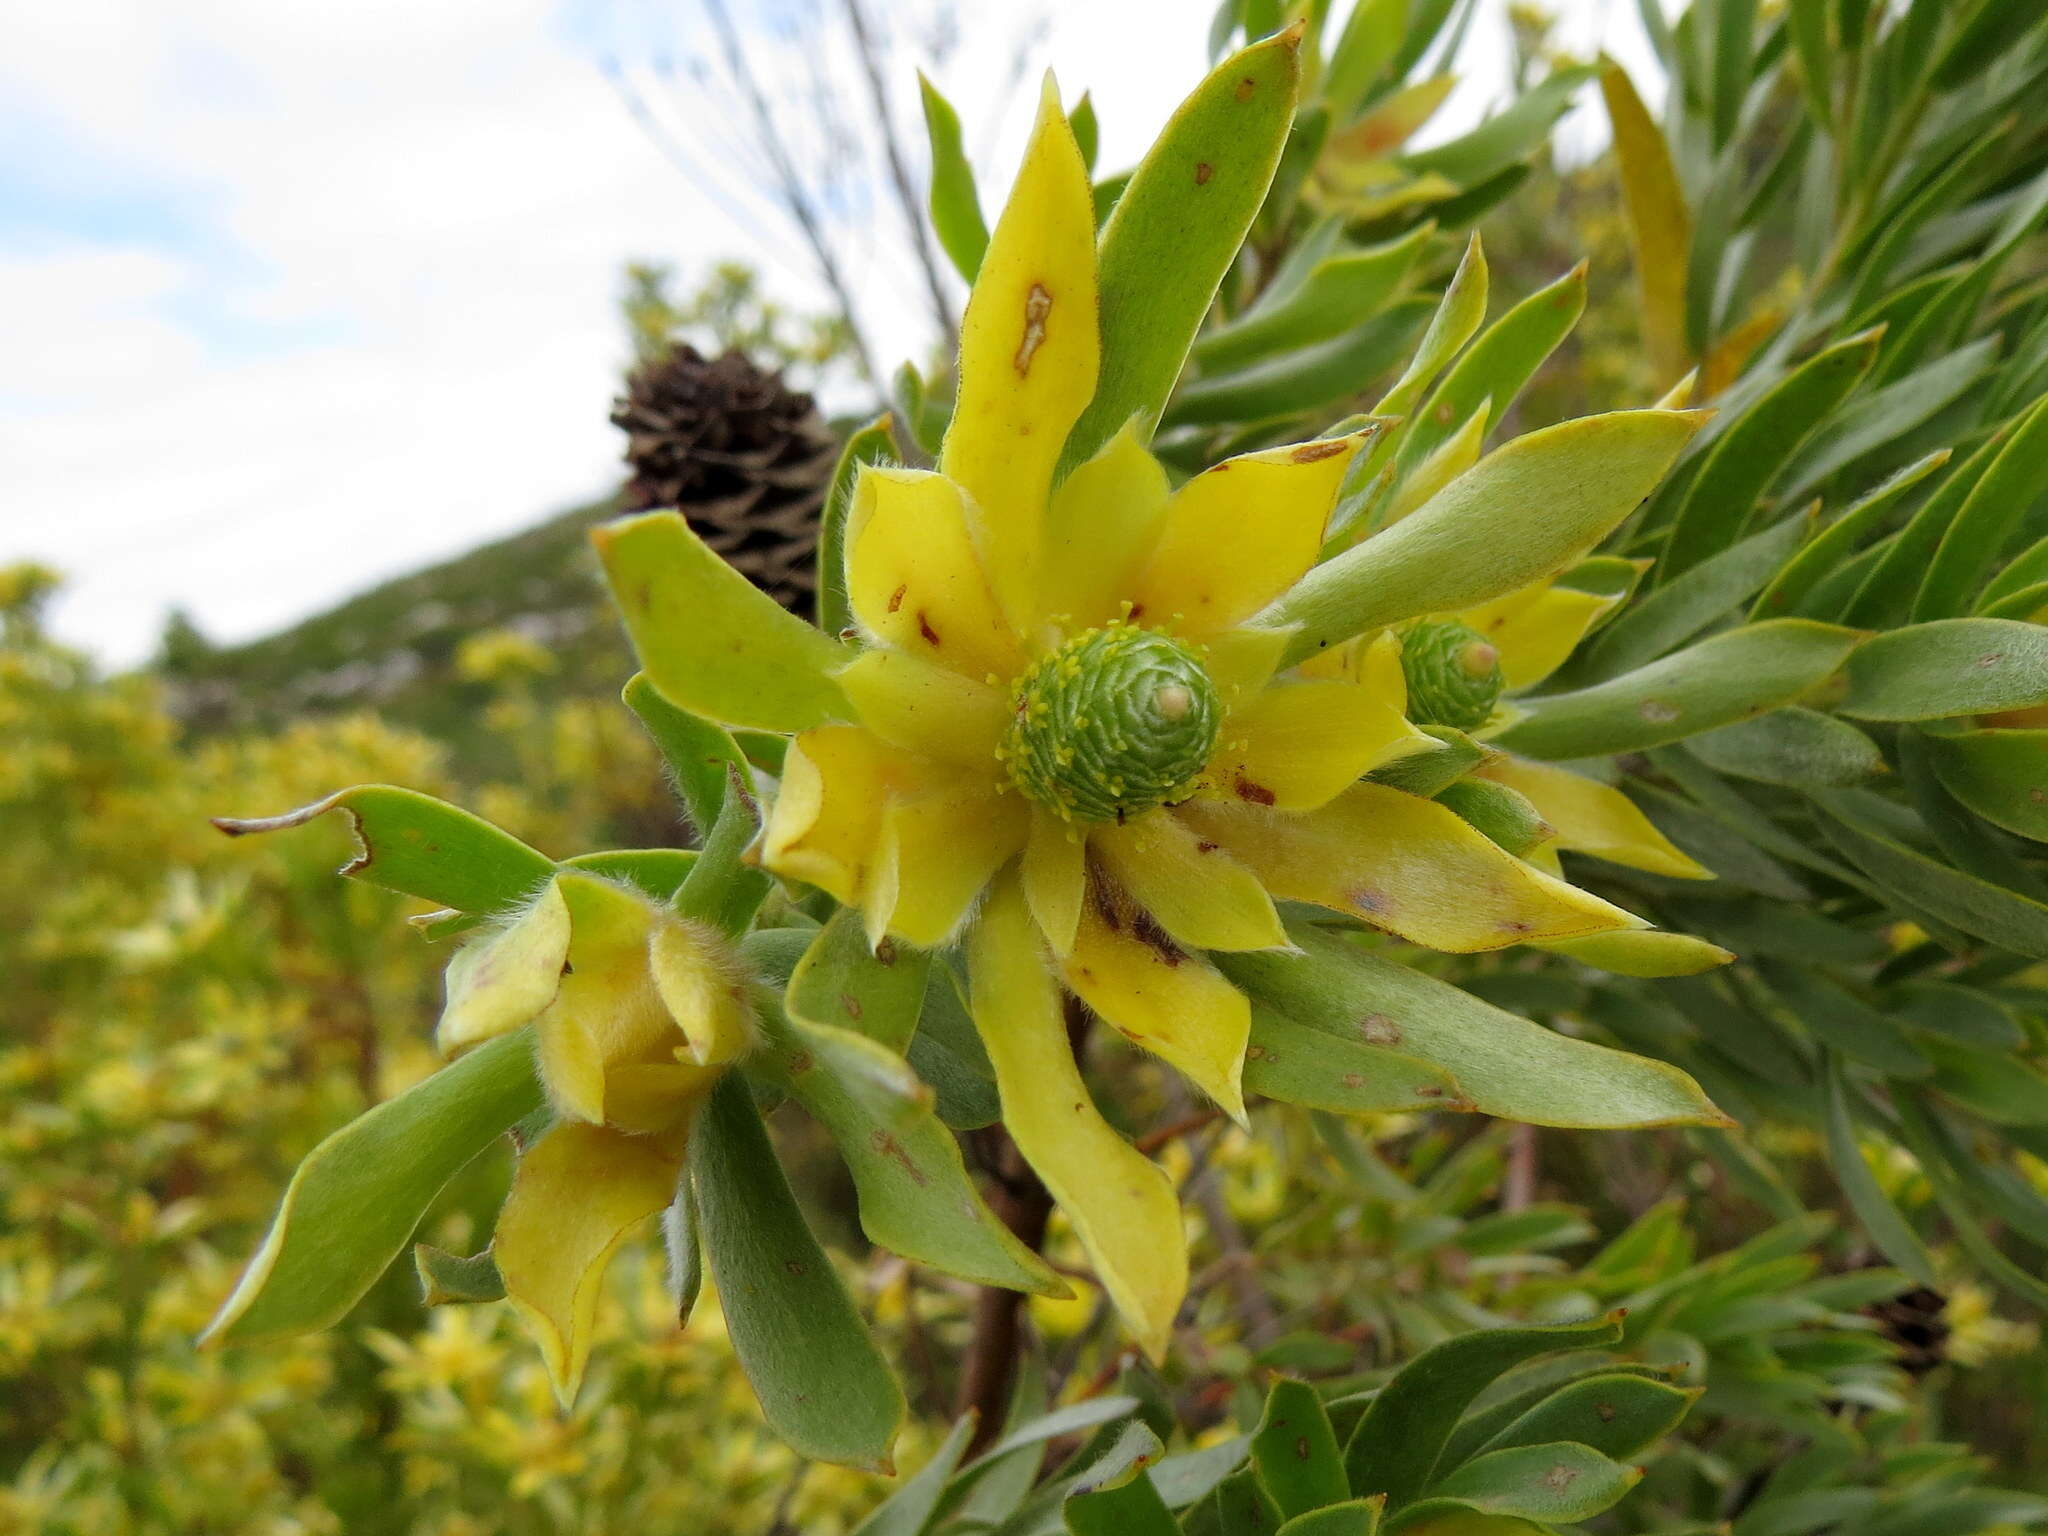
[1000,621,1222,822]
[1400,618,1506,730]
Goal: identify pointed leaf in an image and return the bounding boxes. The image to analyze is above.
[1492,621,1863,760]
[788,905,933,1053]
[1397,1443,1640,1526]
[1685,708,1886,788]
[204,1030,543,1344]
[1343,1315,1624,1505]
[693,1074,904,1470]
[919,74,990,283]
[1259,410,1708,661]
[1473,1373,1697,1461]
[213,785,553,914]
[1245,1009,1468,1114]
[1599,57,1690,378]
[754,997,1066,1296]
[1062,26,1304,470]
[1253,1378,1351,1517]
[596,510,849,732]
[1839,619,2048,721]
[1220,923,1727,1129]
[852,1411,981,1536]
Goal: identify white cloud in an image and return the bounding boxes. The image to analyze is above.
[0,0,1638,665]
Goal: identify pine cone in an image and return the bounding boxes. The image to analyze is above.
[1869,1286,1949,1376]
[611,345,839,616]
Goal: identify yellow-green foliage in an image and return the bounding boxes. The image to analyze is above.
[0,580,896,1533]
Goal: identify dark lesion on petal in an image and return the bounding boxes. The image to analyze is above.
[1013,283,1053,376]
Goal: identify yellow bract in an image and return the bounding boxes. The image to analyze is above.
[1213,677,1431,809]
[494,1121,686,1405]
[942,75,1101,637]
[1479,755,1711,879]
[1180,782,1644,952]
[1040,423,1171,635]
[1130,433,1370,634]
[848,468,1022,681]
[969,877,1186,1361]
[1459,578,1628,690]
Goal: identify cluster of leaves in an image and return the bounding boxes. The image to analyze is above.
[19,0,2048,1528]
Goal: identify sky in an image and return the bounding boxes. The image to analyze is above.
[0,0,1653,666]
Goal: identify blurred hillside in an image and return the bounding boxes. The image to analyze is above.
[156,496,633,766]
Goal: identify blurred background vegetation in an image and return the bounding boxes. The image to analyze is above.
[11,0,2048,1530]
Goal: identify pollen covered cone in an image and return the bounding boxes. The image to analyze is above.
[751,85,1646,1360]
[437,871,749,1401]
[595,65,1713,1361]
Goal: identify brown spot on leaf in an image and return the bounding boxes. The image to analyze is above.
[1542,1462,1580,1492]
[1235,76,1257,100]
[1979,651,2006,668]
[875,937,898,966]
[1014,283,1053,376]
[2032,788,2046,804]
[1195,840,1220,853]
[1342,1072,1365,1089]
[840,992,863,1021]
[1234,775,1277,805]
[1347,887,1388,914]
[1597,1402,1617,1422]
[1358,1012,1402,1045]
[1416,1085,1446,1098]
[1640,699,1680,724]
[918,611,942,646]
[1195,161,1214,185]
[886,583,907,614]
[1290,438,1348,464]
[787,1050,814,1075]
[785,1259,807,1276]
[1132,906,1186,968]
[1295,1435,1311,1460]
[870,1130,928,1185]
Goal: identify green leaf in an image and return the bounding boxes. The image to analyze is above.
[1194,224,1433,373]
[1245,1009,1467,1114]
[1917,1036,2048,1129]
[1258,409,1708,662]
[1066,1470,1178,1536]
[622,671,754,834]
[788,906,933,1053]
[1493,621,1863,760]
[662,1175,703,1328]
[1776,339,1997,505]
[1474,1368,1695,1466]
[1436,779,1551,858]
[1844,423,2012,626]
[1061,26,1304,471]
[817,414,900,641]
[1443,1365,1683,1468]
[1685,708,1885,787]
[1815,794,2048,957]
[1753,449,1951,621]
[1366,726,1486,797]
[1166,299,1432,426]
[1374,236,1490,424]
[1343,1315,1624,1506]
[204,1030,543,1345]
[1152,1436,1254,1510]
[691,1073,904,1471]
[213,785,554,914]
[907,962,1001,1130]
[1393,1443,1640,1527]
[1392,259,1588,487]
[919,74,989,283]
[1324,0,1404,114]
[753,998,1064,1297]
[1069,91,1099,172]
[595,510,850,732]
[1924,726,2048,841]
[1212,1468,1287,1535]
[1752,961,1928,1078]
[1280,1501,1384,1535]
[1838,618,2048,720]
[852,1412,980,1536]
[1252,1378,1351,1518]
[1221,924,1728,1130]
[413,1243,506,1306]
[1582,510,1815,681]
[1708,0,1756,144]
[1659,328,1881,578]
[1823,1058,1938,1285]
[1401,66,1598,187]
[1915,393,2048,619]
[559,849,699,904]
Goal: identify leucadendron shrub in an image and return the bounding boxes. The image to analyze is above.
[194,29,1778,1479]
